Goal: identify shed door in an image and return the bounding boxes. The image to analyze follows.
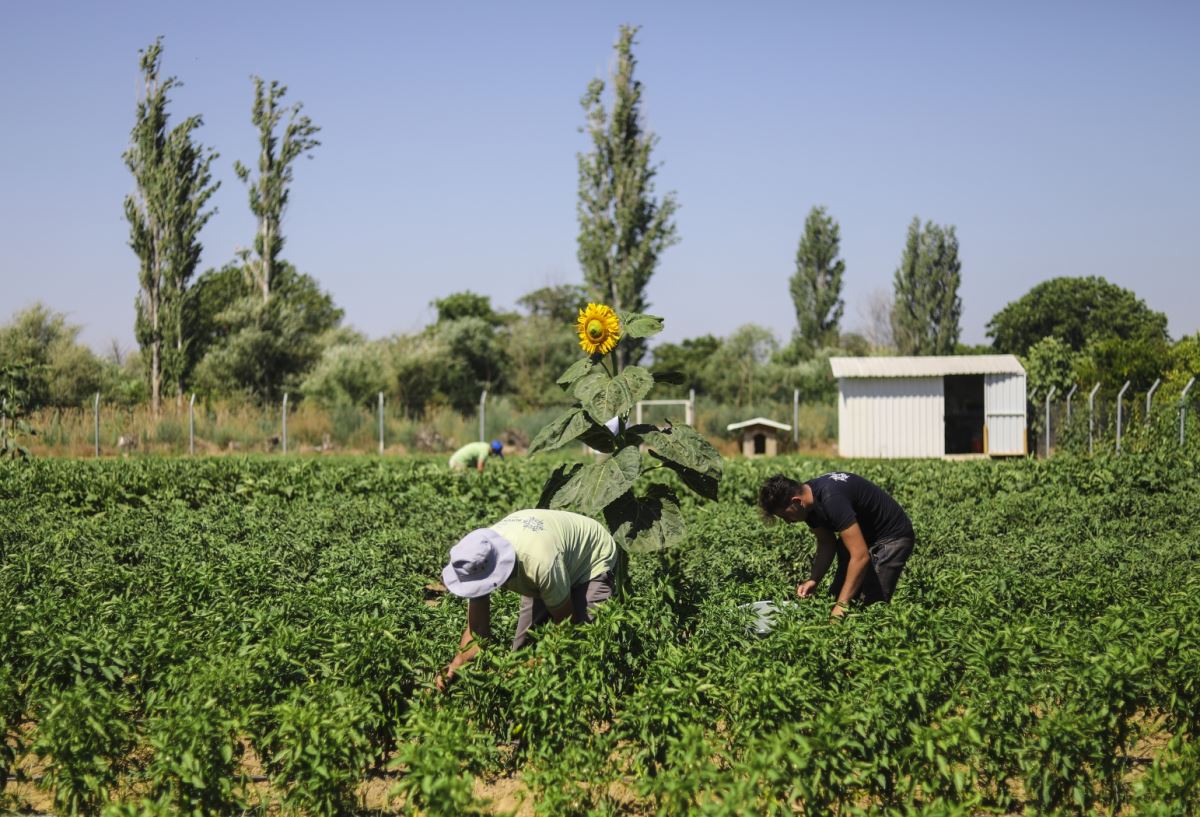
[984,373,1026,455]
[944,375,985,454]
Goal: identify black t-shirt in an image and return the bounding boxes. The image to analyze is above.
[804,472,914,543]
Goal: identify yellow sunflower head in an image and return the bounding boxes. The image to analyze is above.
[576,303,621,356]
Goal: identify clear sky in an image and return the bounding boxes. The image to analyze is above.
[2,1,1197,354]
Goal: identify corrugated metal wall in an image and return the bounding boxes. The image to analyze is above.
[838,377,945,458]
[984,373,1027,455]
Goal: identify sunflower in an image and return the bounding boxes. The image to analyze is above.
[576,303,621,356]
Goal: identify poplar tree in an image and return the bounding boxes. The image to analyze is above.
[789,206,845,351]
[124,39,219,415]
[577,25,678,369]
[234,78,321,304]
[891,217,962,355]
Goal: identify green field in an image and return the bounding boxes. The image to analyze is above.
[2,454,1198,816]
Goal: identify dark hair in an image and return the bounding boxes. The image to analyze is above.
[758,474,803,518]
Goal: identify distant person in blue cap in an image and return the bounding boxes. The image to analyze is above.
[434,509,619,692]
[448,439,504,473]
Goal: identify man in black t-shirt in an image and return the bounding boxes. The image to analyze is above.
[759,472,915,618]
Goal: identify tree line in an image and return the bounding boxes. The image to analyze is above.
[2,27,1195,437]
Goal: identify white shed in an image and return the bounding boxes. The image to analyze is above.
[829,355,1027,458]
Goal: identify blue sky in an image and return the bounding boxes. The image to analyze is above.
[2,1,1197,353]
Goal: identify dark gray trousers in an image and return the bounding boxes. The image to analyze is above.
[511,571,616,649]
[829,535,914,604]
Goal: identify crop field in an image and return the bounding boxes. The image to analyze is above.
[2,454,1199,816]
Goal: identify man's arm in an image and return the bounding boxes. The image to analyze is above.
[475,456,486,473]
[832,522,870,616]
[436,595,491,691]
[797,527,838,597]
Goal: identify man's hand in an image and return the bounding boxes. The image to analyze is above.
[434,668,455,693]
[830,601,849,621]
[796,579,818,598]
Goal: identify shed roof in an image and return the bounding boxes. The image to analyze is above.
[726,417,792,432]
[829,355,1024,379]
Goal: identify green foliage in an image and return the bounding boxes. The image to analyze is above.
[1,453,1199,813]
[301,339,392,409]
[125,38,219,412]
[1023,336,1079,400]
[577,25,679,369]
[233,76,320,303]
[891,217,962,355]
[433,291,507,324]
[1077,334,1173,393]
[986,275,1170,355]
[190,263,344,402]
[0,303,105,409]
[789,205,846,351]
[516,284,588,324]
[0,361,37,458]
[530,310,723,552]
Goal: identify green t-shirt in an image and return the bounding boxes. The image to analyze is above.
[449,441,491,469]
[493,509,618,608]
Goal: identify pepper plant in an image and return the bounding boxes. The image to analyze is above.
[527,304,722,552]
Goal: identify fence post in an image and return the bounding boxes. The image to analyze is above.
[378,392,385,455]
[281,393,289,454]
[1088,383,1101,455]
[793,388,799,444]
[1065,384,1078,425]
[1145,378,1160,423]
[1115,380,1131,453]
[1182,377,1196,447]
[478,389,488,442]
[1045,387,1056,458]
[94,392,100,457]
[189,393,196,455]
[688,388,695,427]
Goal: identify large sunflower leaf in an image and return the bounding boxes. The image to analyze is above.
[618,312,665,340]
[528,407,592,456]
[556,358,594,387]
[571,367,610,404]
[577,423,618,453]
[577,366,654,424]
[537,462,581,509]
[547,445,641,515]
[640,423,723,479]
[604,485,685,554]
[651,454,721,501]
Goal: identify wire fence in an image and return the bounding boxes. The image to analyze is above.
[1031,377,1198,458]
[11,390,839,459]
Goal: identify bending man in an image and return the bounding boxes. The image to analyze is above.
[448,439,504,472]
[759,472,914,618]
[436,508,619,691]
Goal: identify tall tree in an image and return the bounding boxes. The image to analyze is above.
[233,77,320,304]
[789,205,845,351]
[985,276,1169,355]
[577,25,678,370]
[124,39,220,415]
[890,217,962,355]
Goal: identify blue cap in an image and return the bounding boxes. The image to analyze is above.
[490,439,503,454]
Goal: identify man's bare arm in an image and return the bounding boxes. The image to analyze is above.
[834,523,871,612]
[797,527,838,597]
[437,595,491,690]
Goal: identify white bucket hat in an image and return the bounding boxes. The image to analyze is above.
[442,528,516,598]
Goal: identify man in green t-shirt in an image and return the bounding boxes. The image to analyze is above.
[448,439,503,472]
[435,509,619,691]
